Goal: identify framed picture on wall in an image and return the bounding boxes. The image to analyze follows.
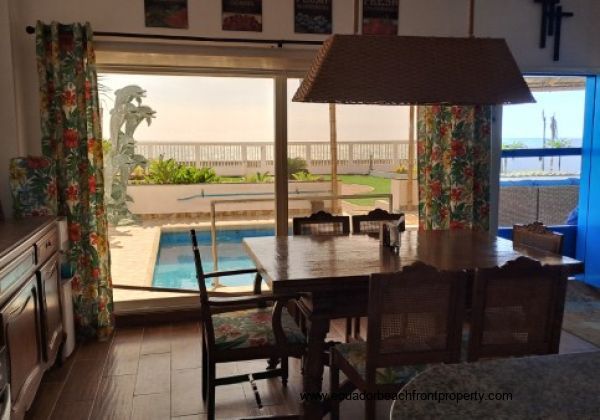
[362,0,399,35]
[222,0,263,32]
[144,0,189,29]
[295,0,332,34]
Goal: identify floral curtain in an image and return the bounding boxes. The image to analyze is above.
[9,157,58,218]
[417,105,492,231]
[36,22,113,340]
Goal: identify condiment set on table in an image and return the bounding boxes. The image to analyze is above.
[379,214,406,253]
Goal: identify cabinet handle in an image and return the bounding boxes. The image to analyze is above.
[7,294,32,319]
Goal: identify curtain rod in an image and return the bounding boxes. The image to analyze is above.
[25,25,324,48]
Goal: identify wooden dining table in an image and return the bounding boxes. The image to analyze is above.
[242,230,584,419]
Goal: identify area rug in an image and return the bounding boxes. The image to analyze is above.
[563,280,600,347]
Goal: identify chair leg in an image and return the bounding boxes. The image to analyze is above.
[330,353,340,420]
[206,360,216,420]
[353,316,361,341]
[201,331,208,402]
[365,398,376,420]
[267,357,280,370]
[281,357,289,387]
[345,318,352,343]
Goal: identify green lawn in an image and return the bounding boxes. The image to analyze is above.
[219,174,391,206]
[323,175,391,206]
[219,176,246,183]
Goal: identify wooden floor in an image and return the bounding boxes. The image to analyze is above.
[25,320,599,420]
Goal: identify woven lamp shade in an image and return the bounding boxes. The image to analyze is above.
[293,35,535,105]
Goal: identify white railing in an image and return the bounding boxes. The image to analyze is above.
[135,140,409,176]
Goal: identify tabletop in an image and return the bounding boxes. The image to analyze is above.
[243,230,584,294]
[391,351,600,419]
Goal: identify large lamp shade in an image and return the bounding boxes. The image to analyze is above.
[293,35,535,105]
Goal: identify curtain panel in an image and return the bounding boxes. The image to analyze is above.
[36,22,113,340]
[417,105,492,231]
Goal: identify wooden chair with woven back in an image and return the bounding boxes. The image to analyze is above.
[512,222,564,254]
[292,210,350,236]
[352,208,405,235]
[330,262,467,419]
[291,211,351,342]
[467,256,568,362]
[349,208,406,341]
[190,229,306,420]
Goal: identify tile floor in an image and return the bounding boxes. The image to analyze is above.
[25,320,598,420]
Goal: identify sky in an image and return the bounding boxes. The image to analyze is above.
[502,89,586,142]
[100,73,585,145]
[99,73,409,143]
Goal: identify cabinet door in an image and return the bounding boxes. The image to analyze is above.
[1,276,44,417]
[38,256,63,364]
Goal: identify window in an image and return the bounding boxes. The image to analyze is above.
[100,72,277,300]
[499,76,586,232]
[99,71,417,304]
[287,78,416,224]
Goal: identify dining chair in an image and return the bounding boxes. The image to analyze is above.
[330,262,467,420]
[190,229,306,420]
[468,256,568,362]
[292,211,351,341]
[351,208,405,235]
[350,208,405,342]
[512,222,564,254]
[292,210,350,236]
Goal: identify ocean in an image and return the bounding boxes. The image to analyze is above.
[501,138,581,176]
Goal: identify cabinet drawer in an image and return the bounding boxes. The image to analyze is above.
[37,255,63,364]
[0,247,36,298]
[35,227,58,266]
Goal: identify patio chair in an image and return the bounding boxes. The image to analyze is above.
[330,262,467,420]
[512,222,564,254]
[351,208,405,235]
[292,210,350,236]
[292,211,351,342]
[190,230,305,420]
[468,256,568,362]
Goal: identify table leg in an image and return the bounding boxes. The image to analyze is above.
[302,317,329,419]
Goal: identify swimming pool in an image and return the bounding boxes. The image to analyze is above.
[152,228,275,290]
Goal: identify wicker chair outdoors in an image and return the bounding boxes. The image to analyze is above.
[330,262,467,419]
[190,230,305,420]
[351,208,405,235]
[512,222,564,254]
[468,257,568,362]
[292,210,350,236]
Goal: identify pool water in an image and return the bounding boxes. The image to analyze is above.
[152,228,275,290]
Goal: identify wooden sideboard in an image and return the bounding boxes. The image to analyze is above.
[0,216,64,420]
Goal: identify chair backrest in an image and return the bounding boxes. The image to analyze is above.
[352,208,405,234]
[468,256,568,362]
[513,222,564,254]
[365,262,467,383]
[292,211,350,236]
[190,229,210,307]
[191,229,218,349]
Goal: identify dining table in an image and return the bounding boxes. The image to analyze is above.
[390,351,600,418]
[242,229,584,419]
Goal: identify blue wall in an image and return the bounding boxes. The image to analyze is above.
[577,76,600,287]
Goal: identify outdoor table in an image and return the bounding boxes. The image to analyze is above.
[391,351,600,418]
[243,230,584,419]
